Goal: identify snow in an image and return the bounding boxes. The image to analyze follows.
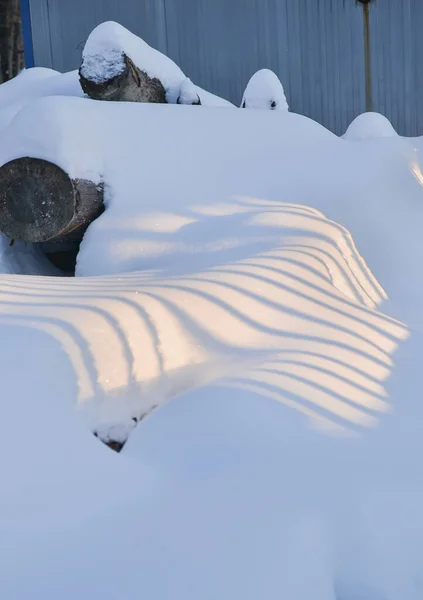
[1,58,423,599]
[82,21,186,102]
[0,68,84,131]
[177,77,200,105]
[79,47,126,84]
[82,21,234,107]
[241,68,289,110]
[0,237,61,275]
[343,112,398,141]
[0,22,232,134]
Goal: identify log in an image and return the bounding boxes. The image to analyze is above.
[79,51,167,103]
[0,157,104,244]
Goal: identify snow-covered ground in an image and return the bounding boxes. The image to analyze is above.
[1,26,423,600]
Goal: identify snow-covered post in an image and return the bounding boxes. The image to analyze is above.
[241,69,289,111]
[0,157,103,243]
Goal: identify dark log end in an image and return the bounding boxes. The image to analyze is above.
[0,158,104,244]
[79,53,167,104]
[177,94,202,106]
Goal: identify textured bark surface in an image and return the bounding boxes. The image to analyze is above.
[0,157,104,243]
[79,53,167,103]
[0,0,24,83]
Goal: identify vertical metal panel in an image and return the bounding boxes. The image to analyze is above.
[28,0,367,135]
[29,0,53,68]
[163,0,365,134]
[303,0,365,134]
[28,0,168,73]
[20,0,35,67]
[370,0,423,136]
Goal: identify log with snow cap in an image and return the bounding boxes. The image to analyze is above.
[241,69,289,111]
[177,78,201,105]
[79,21,234,107]
[0,157,103,244]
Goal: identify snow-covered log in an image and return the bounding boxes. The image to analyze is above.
[0,157,103,243]
[79,22,234,107]
[241,69,289,111]
[176,78,201,105]
[79,50,167,103]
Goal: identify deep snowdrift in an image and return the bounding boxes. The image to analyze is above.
[1,89,423,598]
[3,95,422,323]
[0,67,84,131]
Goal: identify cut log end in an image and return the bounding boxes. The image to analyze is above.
[0,157,104,244]
[79,52,167,104]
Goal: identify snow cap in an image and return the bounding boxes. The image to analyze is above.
[343,112,397,141]
[177,78,201,105]
[241,69,288,111]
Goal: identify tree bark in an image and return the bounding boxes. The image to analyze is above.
[0,157,104,243]
[0,0,24,83]
[79,52,167,103]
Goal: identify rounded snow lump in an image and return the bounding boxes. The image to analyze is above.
[343,112,397,141]
[241,69,288,111]
[177,78,201,105]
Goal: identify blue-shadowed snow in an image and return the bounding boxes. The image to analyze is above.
[0,40,423,600]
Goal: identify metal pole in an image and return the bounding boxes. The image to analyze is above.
[362,1,373,112]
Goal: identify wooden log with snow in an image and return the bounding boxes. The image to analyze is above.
[0,157,104,243]
[241,69,289,111]
[79,49,167,103]
[78,22,213,106]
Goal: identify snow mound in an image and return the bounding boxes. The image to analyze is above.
[2,95,423,598]
[82,21,234,107]
[241,68,289,111]
[0,68,83,131]
[4,96,423,322]
[177,78,200,105]
[0,67,58,108]
[343,112,397,141]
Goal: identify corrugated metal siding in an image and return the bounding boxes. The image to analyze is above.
[28,0,367,135]
[32,0,168,72]
[30,0,53,68]
[370,0,423,136]
[149,0,366,134]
